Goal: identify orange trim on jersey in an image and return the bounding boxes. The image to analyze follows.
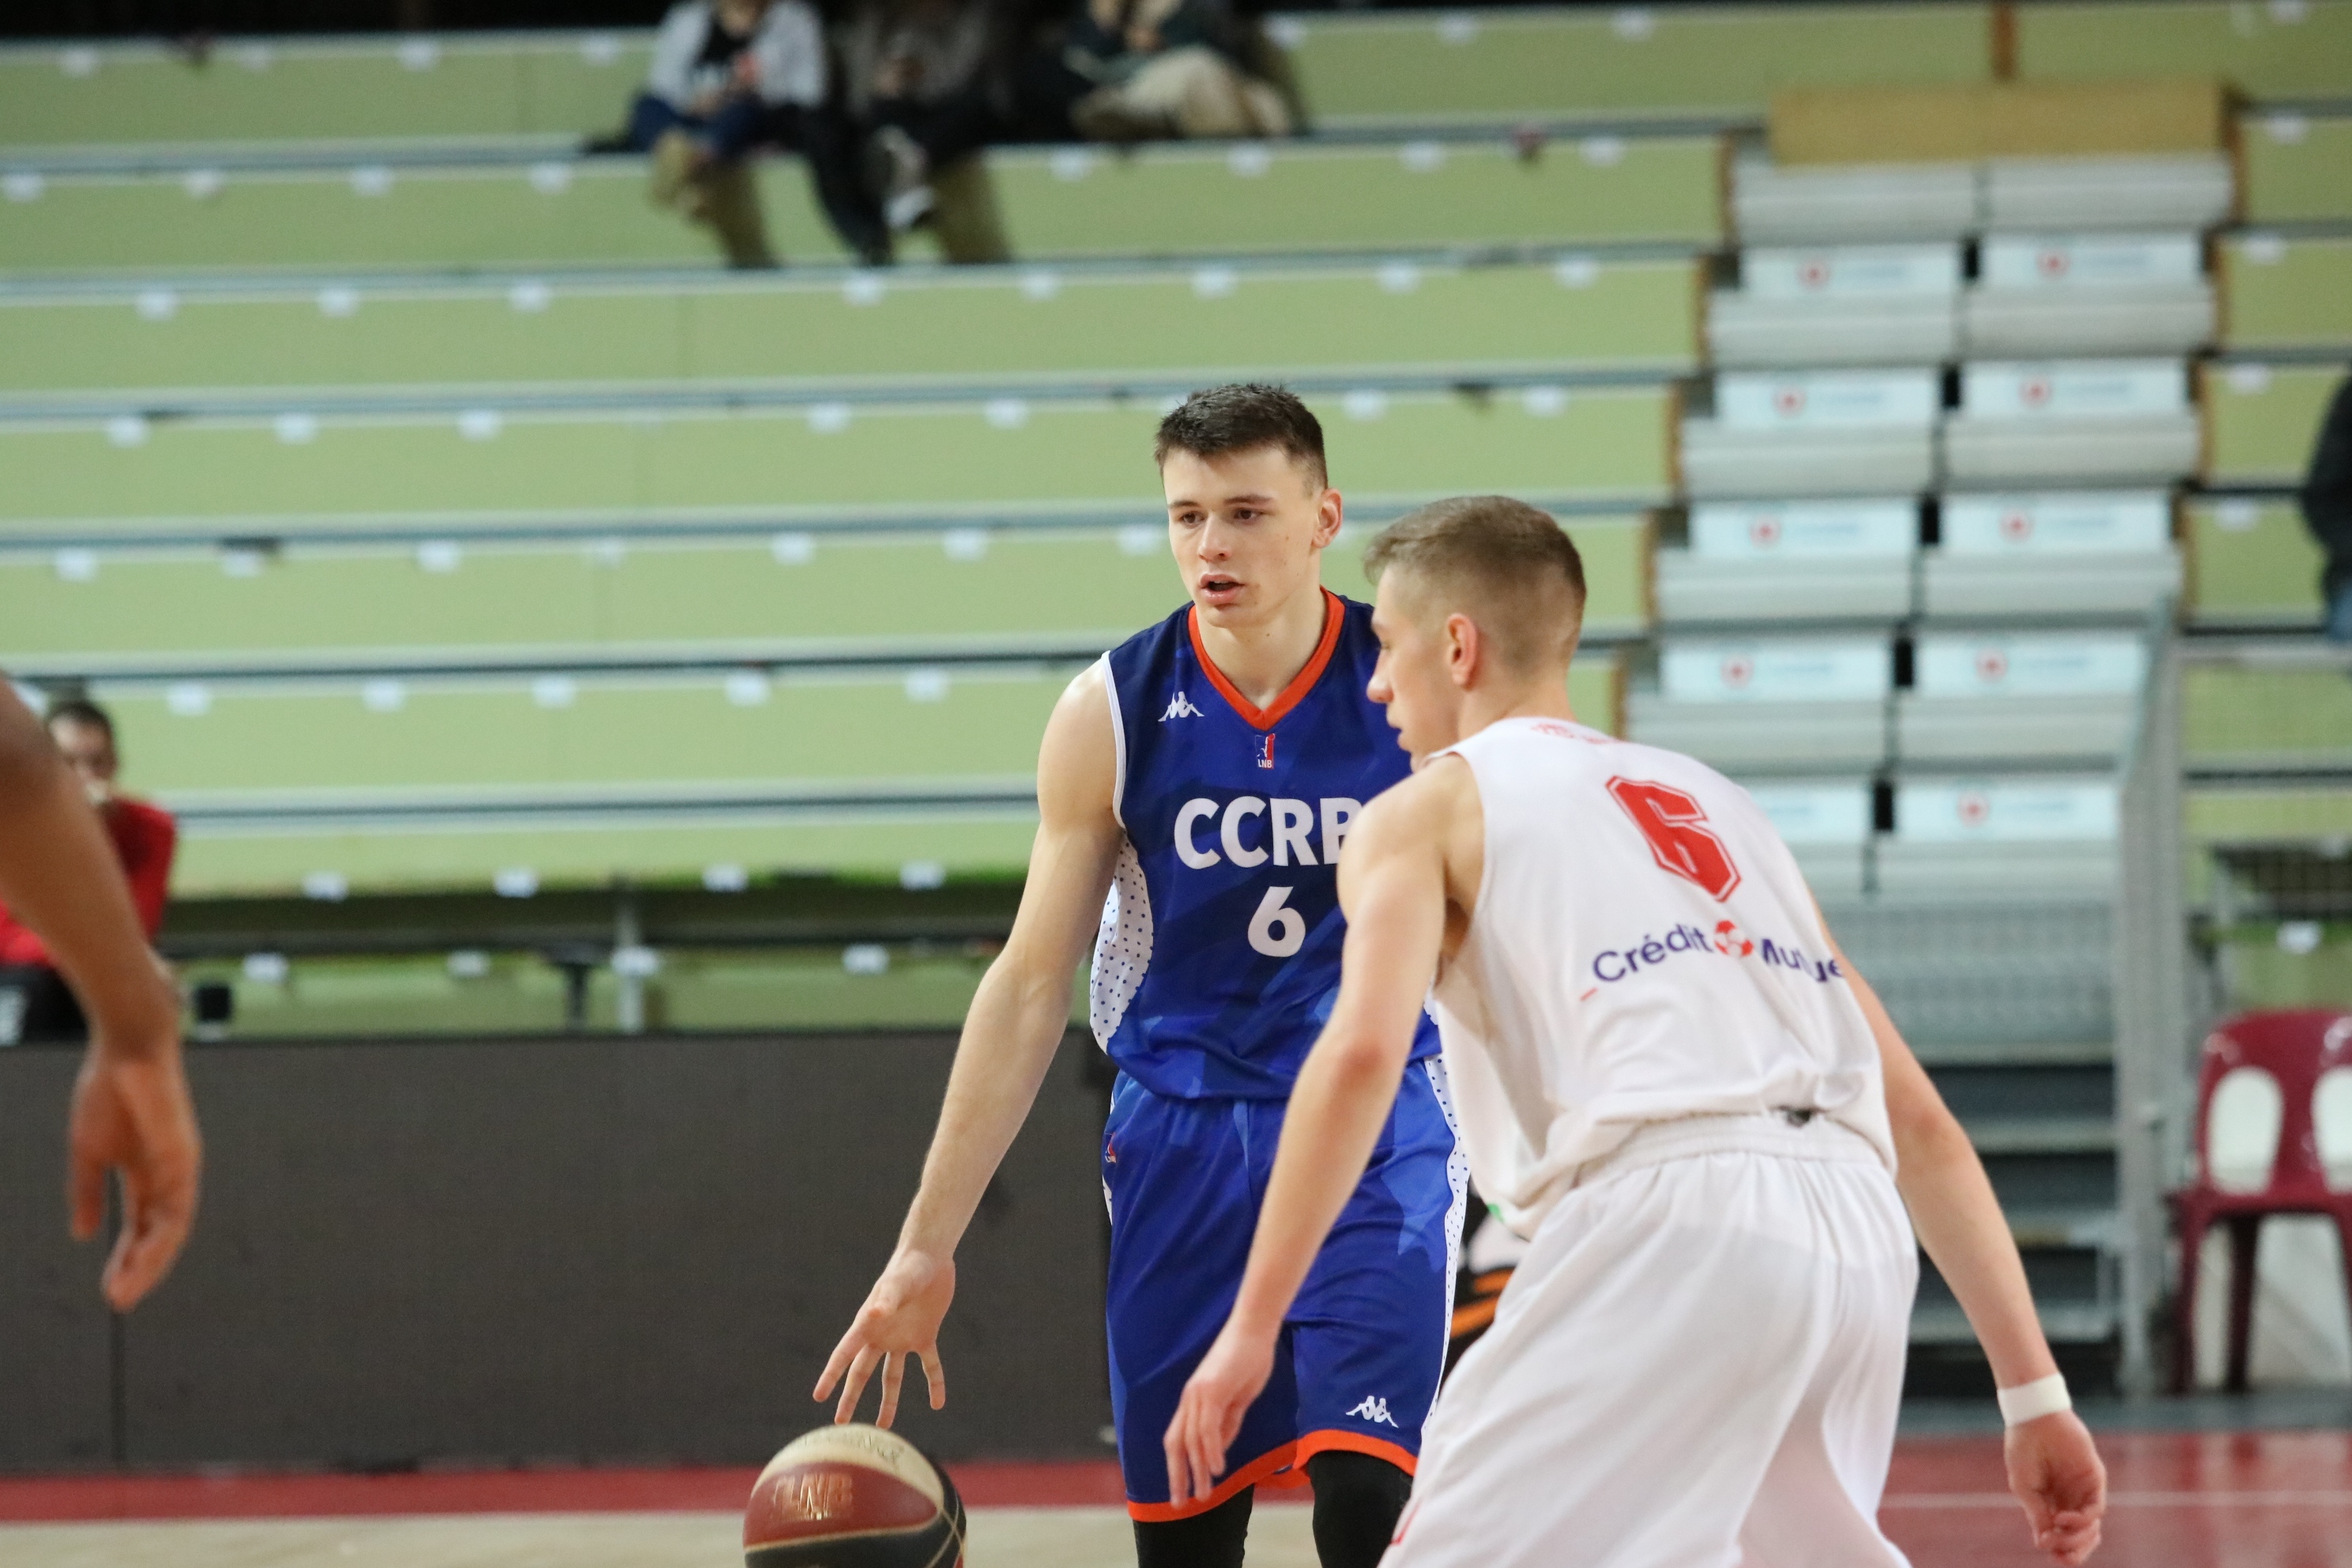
[1470,1267,1516,1295]
[1291,1429,1420,1476]
[1128,1441,1302,1521]
[1185,589,1347,732]
[1125,1429,1418,1521]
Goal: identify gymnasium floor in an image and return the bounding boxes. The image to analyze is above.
[5,1413,2350,1568]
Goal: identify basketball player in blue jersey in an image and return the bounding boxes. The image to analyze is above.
[816,385,1462,1567]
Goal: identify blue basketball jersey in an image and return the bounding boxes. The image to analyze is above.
[1091,590,1441,1099]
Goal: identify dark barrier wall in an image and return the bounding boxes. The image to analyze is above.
[0,1031,1111,1472]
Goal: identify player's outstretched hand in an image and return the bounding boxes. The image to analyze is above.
[68,1042,201,1313]
[1164,1320,1276,1507]
[814,1247,954,1429]
[2005,1410,2105,1565]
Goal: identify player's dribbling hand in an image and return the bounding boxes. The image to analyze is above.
[68,1043,201,1313]
[814,1247,955,1429]
[1164,1320,1276,1506]
[2005,1410,2106,1566]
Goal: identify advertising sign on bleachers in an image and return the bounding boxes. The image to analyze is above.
[1741,246,1961,299]
[1742,783,1874,845]
[1894,779,2120,842]
[1690,501,1917,558]
[1978,235,2203,291]
[1716,371,1941,430]
[1939,492,2172,554]
[1960,360,2187,420]
[1659,639,1891,703]
[1913,635,2148,697]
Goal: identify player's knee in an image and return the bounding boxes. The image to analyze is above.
[1133,1485,1253,1568]
[1307,1449,1413,1568]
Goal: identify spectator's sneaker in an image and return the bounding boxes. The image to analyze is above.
[867,127,936,232]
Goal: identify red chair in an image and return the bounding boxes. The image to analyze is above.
[2169,1009,2352,1393]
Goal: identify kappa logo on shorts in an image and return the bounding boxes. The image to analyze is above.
[1159,692,1205,721]
[1345,1396,1398,1427]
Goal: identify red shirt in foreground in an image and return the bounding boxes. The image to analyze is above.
[0,795,175,967]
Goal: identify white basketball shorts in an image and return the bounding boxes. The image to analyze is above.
[1385,1111,1918,1568]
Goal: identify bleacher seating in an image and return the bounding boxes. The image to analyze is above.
[0,259,1701,400]
[9,1,2352,1378]
[0,139,1727,274]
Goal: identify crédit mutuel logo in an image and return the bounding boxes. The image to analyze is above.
[1589,918,1843,986]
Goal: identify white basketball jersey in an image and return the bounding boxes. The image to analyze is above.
[1426,717,1894,1235]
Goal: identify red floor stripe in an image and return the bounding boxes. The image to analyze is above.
[1,1433,2345,1529]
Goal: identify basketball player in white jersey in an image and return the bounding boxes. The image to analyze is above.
[1166,496,2108,1566]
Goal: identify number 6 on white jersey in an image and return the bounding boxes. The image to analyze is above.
[1248,885,1306,957]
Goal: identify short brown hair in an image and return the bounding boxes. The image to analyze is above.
[1153,383,1327,490]
[1363,496,1586,673]
[45,696,115,743]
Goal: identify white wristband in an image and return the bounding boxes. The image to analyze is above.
[1996,1373,2071,1427]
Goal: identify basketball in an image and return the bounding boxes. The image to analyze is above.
[743,1423,966,1568]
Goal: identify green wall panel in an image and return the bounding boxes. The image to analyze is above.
[0,38,651,148]
[0,143,1717,278]
[2184,665,2352,768]
[0,260,1698,398]
[1285,5,1988,125]
[2185,500,2328,626]
[2188,786,2352,843]
[172,814,1042,897]
[2201,363,2345,485]
[0,518,1654,667]
[100,672,1064,794]
[0,390,1672,535]
[989,139,1724,253]
[2222,236,2352,350]
[2242,115,2352,225]
[2017,1,2352,98]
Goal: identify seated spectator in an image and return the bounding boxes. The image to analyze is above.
[2304,371,2352,642]
[1058,0,1295,143]
[842,0,1017,259]
[0,699,176,1046]
[625,0,891,267]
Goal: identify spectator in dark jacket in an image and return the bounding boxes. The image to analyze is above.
[2305,372,2352,642]
[627,0,889,266]
[844,0,1018,249]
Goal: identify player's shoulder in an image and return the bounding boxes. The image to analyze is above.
[1359,751,1477,837]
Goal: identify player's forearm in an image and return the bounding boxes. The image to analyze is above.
[895,954,1072,1258]
[1227,1032,1403,1338]
[1896,1110,2060,1390]
[0,709,177,1060]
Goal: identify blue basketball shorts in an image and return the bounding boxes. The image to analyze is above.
[1101,1057,1467,1521]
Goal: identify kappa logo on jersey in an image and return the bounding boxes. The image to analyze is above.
[1159,692,1206,722]
[1346,1396,1398,1427]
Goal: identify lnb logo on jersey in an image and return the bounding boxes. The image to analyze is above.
[1590,922,1843,986]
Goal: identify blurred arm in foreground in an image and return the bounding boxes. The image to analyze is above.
[0,681,198,1310]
